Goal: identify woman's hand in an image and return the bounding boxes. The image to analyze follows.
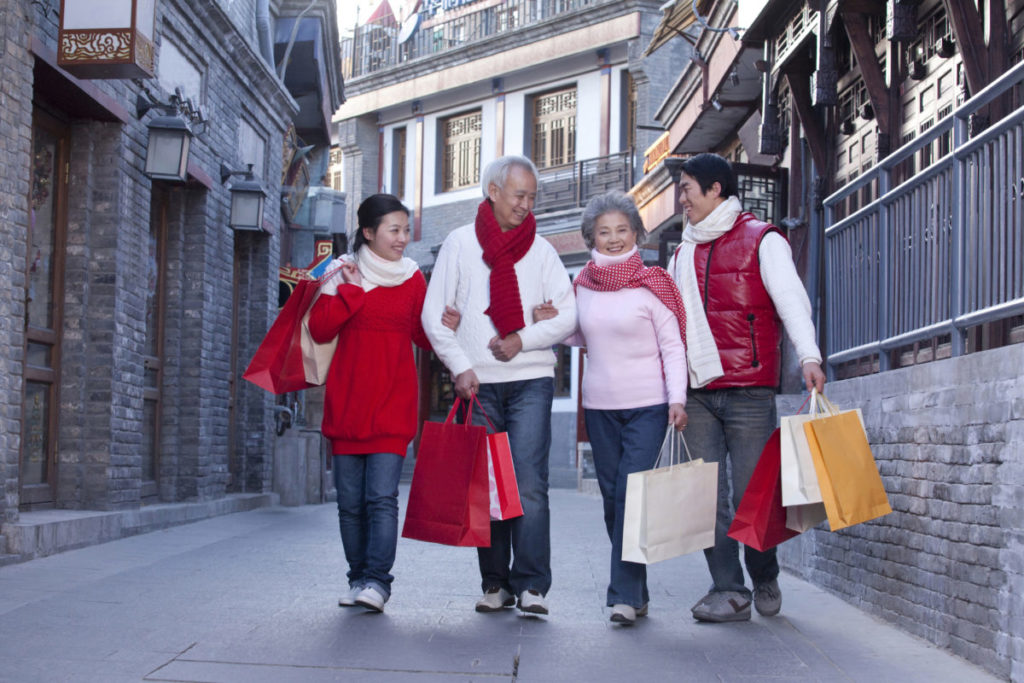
[668,403,688,431]
[339,261,362,287]
[442,305,461,331]
[533,300,558,322]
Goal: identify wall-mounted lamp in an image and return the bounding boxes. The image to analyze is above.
[58,0,156,79]
[709,97,724,112]
[221,164,268,231]
[137,88,207,183]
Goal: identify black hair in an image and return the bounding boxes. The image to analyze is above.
[680,153,738,199]
[353,194,409,252]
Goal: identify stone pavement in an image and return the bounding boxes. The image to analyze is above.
[0,487,998,683]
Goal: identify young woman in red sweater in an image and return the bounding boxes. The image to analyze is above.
[307,194,432,613]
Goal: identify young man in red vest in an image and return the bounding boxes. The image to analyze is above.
[667,153,826,622]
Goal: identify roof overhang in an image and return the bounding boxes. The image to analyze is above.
[644,0,710,56]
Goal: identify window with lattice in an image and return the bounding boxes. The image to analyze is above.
[441,111,482,192]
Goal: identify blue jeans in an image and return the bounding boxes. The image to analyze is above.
[585,404,668,608]
[333,452,404,597]
[685,387,779,598]
[469,377,554,596]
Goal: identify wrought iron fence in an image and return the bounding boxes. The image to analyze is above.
[342,0,613,79]
[823,60,1024,374]
[534,151,634,213]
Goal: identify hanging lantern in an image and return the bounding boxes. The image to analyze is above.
[58,0,157,79]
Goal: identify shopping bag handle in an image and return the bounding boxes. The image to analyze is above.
[444,395,498,432]
[808,387,841,417]
[654,425,695,469]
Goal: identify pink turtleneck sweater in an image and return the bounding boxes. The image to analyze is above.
[566,248,688,410]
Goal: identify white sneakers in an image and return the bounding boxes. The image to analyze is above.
[337,586,361,607]
[610,604,636,624]
[355,586,387,612]
[475,587,548,615]
[517,589,549,615]
[475,587,515,612]
[339,585,387,612]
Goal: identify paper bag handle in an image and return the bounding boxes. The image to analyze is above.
[654,425,695,469]
[445,395,498,433]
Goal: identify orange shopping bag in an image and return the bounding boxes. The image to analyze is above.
[802,398,892,531]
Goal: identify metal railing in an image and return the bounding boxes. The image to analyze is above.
[535,151,634,213]
[342,0,612,79]
[823,60,1024,373]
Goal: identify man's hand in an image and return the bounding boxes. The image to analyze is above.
[488,333,523,362]
[441,305,461,331]
[454,369,480,399]
[532,300,558,323]
[802,361,826,394]
[668,403,688,431]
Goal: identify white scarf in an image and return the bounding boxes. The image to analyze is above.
[351,246,419,292]
[673,195,743,387]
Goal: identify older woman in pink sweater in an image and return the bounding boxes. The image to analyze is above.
[540,191,688,625]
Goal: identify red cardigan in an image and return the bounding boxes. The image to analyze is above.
[306,273,431,456]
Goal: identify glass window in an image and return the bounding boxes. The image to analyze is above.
[532,87,576,169]
[441,111,482,192]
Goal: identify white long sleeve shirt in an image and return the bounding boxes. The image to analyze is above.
[667,232,822,365]
[421,224,577,383]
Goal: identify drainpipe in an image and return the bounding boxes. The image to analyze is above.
[278,0,319,81]
[256,0,274,66]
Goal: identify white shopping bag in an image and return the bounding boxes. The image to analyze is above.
[622,427,717,564]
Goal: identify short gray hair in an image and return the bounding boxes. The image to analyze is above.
[480,155,540,198]
[580,191,645,249]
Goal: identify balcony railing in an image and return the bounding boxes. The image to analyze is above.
[822,60,1024,375]
[535,151,634,214]
[342,0,613,80]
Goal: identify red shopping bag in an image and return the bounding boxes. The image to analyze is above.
[487,431,523,520]
[243,265,345,394]
[402,398,491,546]
[727,429,800,552]
[242,277,321,394]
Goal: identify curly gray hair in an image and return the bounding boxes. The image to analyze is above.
[580,191,645,250]
[480,155,540,198]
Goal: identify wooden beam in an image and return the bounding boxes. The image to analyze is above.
[840,8,890,135]
[784,69,828,172]
[943,0,987,96]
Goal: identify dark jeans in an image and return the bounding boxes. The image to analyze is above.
[469,377,554,596]
[685,386,779,598]
[585,404,668,608]
[333,452,404,598]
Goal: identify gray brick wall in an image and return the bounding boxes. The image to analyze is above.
[777,343,1024,680]
[0,1,33,527]
[0,0,295,520]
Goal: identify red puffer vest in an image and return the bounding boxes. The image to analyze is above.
[692,212,784,389]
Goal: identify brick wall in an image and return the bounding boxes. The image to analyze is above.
[777,343,1024,679]
[0,0,296,520]
[0,1,33,526]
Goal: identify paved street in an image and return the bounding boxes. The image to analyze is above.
[0,487,997,683]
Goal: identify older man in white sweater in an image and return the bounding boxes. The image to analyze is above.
[421,155,576,616]
[667,153,827,624]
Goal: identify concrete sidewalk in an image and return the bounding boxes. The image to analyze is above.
[0,487,997,682]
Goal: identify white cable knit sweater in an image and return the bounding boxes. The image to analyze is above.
[421,224,577,383]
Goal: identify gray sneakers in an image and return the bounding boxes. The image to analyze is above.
[691,591,752,622]
[475,587,515,612]
[753,579,782,617]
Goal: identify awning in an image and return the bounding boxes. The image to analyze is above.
[643,0,711,56]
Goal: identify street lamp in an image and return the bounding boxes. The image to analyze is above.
[58,0,157,79]
[143,114,192,182]
[137,89,206,183]
[221,164,268,231]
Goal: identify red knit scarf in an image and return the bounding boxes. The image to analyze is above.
[475,199,536,338]
[574,251,687,344]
